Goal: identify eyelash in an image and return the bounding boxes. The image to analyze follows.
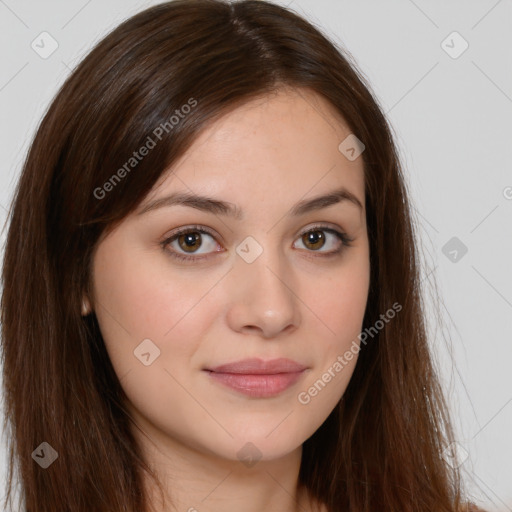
[160,224,354,263]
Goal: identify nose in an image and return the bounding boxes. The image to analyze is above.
[225,247,301,339]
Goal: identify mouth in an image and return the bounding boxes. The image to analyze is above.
[203,358,308,398]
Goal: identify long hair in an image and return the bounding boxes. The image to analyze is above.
[1,0,474,510]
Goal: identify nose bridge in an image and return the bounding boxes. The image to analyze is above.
[226,235,300,336]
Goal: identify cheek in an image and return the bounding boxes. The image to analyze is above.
[92,251,169,347]
[91,258,216,433]
[91,243,222,373]
[298,258,369,404]
[311,259,370,343]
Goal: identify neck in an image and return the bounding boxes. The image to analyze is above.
[141,434,311,512]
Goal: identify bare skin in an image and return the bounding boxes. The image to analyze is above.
[86,86,369,512]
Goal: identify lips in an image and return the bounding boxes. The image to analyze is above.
[205,357,307,374]
[203,358,308,398]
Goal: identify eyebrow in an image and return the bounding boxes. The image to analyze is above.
[137,186,364,219]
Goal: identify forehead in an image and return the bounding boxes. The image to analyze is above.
[143,87,365,214]
[183,87,353,160]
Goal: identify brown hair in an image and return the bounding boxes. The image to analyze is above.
[0,0,480,510]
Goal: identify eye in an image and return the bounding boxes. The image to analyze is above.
[160,224,354,263]
[161,225,223,262]
[293,224,354,257]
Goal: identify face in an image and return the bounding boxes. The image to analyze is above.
[88,87,370,464]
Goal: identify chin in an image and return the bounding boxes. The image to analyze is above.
[195,429,303,464]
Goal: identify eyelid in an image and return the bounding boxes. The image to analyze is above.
[162,224,220,242]
[297,222,343,238]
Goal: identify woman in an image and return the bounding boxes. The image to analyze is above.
[0,0,487,511]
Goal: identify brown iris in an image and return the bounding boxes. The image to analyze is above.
[302,230,325,250]
[178,232,202,253]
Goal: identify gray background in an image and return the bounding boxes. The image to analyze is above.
[0,0,511,510]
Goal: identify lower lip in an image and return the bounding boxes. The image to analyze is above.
[205,370,305,398]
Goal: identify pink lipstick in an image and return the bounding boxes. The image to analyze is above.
[203,358,307,398]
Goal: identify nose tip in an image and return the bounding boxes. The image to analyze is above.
[226,253,301,339]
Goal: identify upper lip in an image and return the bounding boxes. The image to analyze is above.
[205,358,307,374]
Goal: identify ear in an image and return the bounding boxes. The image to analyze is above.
[81,296,92,316]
